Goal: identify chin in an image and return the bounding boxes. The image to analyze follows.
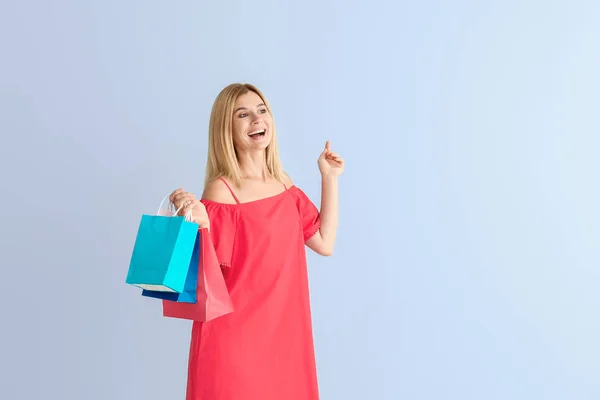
[255,142,270,152]
[248,137,271,151]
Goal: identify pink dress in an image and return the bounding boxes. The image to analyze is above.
[184,179,322,399]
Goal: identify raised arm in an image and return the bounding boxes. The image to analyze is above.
[306,141,344,256]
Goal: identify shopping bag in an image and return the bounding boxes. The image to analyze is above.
[141,229,200,303]
[125,195,199,294]
[162,228,235,322]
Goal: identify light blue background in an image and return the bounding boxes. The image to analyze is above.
[1,1,599,399]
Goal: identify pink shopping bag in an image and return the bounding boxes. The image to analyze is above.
[162,228,234,322]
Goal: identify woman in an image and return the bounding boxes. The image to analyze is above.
[168,83,344,399]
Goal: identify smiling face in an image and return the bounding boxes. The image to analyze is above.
[231,91,273,152]
[205,83,286,187]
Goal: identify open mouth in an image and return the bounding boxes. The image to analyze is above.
[248,129,266,139]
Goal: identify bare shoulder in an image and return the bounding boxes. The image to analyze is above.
[202,178,237,204]
[282,172,294,188]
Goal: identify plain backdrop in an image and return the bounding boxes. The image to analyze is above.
[1,1,599,399]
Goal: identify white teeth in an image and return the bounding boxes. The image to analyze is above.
[249,129,265,135]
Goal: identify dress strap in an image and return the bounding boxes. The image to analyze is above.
[218,177,241,204]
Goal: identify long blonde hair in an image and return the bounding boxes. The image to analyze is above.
[204,83,286,188]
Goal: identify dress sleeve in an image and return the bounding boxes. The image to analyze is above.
[201,201,238,268]
[293,186,321,242]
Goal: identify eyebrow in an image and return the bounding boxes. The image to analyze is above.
[234,103,266,113]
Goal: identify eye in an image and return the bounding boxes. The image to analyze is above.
[239,112,247,118]
[259,108,267,114]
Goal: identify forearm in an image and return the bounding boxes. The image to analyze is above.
[318,175,339,252]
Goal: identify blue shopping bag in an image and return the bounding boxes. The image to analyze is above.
[141,231,200,303]
[125,195,199,295]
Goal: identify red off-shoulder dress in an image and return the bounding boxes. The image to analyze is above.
[176,179,322,400]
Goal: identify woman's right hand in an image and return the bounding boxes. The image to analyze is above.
[169,188,210,229]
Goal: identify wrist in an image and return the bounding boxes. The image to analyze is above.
[320,174,339,182]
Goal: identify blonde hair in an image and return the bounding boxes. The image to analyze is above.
[204,83,286,188]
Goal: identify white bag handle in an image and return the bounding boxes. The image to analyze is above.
[157,194,194,222]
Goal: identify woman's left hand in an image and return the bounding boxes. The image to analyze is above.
[318,141,344,178]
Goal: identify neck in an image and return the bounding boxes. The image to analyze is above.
[237,150,269,181]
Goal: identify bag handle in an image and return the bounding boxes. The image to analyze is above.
[157,194,194,222]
